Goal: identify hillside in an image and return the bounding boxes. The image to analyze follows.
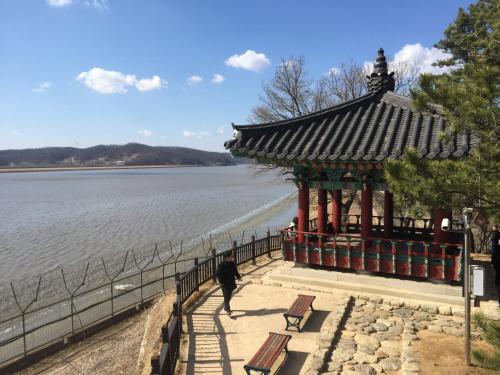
[0,143,239,167]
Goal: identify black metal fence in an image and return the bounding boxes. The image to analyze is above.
[150,232,282,375]
[0,229,276,371]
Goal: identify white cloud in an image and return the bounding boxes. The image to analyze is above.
[217,127,224,135]
[187,75,203,86]
[392,43,452,74]
[182,131,210,139]
[135,76,164,92]
[32,81,52,93]
[83,0,108,9]
[225,50,271,72]
[327,67,340,76]
[47,0,108,8]
[183,131,196,138]
[137,129,153,137]
[11,131,21,136]
[363,61,373,75]
[211,73,225,84]
[76,68,166,94]
[47,0,72,6]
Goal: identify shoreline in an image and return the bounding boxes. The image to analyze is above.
[0,164,237,174]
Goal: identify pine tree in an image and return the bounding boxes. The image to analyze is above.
[472,312,500,369]
[384,0,500,224]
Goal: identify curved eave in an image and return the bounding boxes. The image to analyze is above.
[231,92,378,131]
[224,90,475,164]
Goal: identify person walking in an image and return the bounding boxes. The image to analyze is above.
[490,225,500,303]
[217,251,241,315]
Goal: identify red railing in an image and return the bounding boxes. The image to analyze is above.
[281,230,463,282]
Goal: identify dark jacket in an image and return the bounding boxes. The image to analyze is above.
[491,230,500,255]
[217,260,241,291]
[491,230,500,270]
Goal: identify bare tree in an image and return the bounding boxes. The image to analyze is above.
[249,56,419,124]
[322,60,368,103]
[249,56,314,123]
[390,60,420,96]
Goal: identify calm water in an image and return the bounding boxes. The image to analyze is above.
[0,165,296,285]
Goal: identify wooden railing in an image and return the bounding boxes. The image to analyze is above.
[150,231,281,375]
[309,215,437,236]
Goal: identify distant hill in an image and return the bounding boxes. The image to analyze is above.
[0,143,240,167]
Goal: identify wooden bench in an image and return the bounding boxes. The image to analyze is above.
[243,332,292,375]
[283,294,316,332]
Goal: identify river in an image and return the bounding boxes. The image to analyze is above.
[0,165,296,286]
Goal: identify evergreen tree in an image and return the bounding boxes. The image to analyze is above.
[385,0,500,224]
[472,312,500,369]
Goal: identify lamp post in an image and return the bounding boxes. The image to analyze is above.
[462,207,473,367]
[441,207,473,366]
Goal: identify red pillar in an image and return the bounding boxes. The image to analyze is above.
[433,208,451,244]
[317,188,327,234]
[384,191,394,238]
[361,184,373,239]
[331,190,342,234]
[298,182,309,243]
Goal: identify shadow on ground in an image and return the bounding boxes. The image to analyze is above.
[182,258,282,375]
[276,350,309,375]
[229,308,287,318]
[301,309,330,333]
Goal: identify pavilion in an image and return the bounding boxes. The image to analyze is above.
[224,49,474,283]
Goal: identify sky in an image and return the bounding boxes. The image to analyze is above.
[0,0,473,152]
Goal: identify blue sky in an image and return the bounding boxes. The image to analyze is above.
[0,0,472,152]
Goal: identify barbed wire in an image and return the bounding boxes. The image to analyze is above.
[0,227,278,319]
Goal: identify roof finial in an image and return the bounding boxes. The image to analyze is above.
[367,47,395,94]
[373,48,388,74]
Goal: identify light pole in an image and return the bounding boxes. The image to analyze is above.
[462,207,473,367]
[441,207,473,366]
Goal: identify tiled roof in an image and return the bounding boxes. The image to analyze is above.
[224,91,476,164]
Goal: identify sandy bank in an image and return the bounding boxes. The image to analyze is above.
[0,165,201,174]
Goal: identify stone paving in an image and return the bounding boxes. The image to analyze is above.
[305,295,468,375]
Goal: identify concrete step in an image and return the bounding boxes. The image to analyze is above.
[266,266,464,306]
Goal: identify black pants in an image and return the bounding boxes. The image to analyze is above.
[221,285,234,311]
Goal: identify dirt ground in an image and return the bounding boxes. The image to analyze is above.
[17,291,175,375]
[413,330,498,375]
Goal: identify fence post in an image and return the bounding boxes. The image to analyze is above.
[173,301,181,338]
[212,248,217,283]
[140,269,144,304]
[267,230,272,258]
[70,295,75,334]
[162,262,166,291]
[232,240,238,264]
[22,312,27,355]
[110,279,115,316]
[151,354,160,375]
[175,273,181,301]
[177,294,184,334]
[251,235,256,265]
[280,231,285,257]
[194,257,199,291]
